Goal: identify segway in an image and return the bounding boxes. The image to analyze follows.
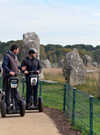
[26,71,43,112]
[0,74,25,117]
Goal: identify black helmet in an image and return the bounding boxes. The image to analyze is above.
[28,48,37,54]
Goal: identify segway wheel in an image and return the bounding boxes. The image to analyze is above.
[19,101,25,117]
[1,101,6,117]
[38,97,43,112]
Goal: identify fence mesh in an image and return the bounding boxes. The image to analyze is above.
[41,81,64,111]
[65,84,90,134]
[65,84,73,118]
[75,90,90,134]
[93,98,100,135]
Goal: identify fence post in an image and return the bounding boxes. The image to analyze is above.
[63,84,67,112]
[72,88,76,126]
[39,81,42,96]
[67,84,70,117]
[89,95,94,135]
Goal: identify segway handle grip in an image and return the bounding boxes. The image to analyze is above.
[28,71,39,75]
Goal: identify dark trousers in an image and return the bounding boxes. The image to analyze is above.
[26,78,38,106]
[3,77,20,109]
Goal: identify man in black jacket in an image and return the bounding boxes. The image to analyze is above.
[21,48,42,109]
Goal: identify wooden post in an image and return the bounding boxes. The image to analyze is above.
[98,70,100,98]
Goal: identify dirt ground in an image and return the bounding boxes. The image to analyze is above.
[44,107,81,135]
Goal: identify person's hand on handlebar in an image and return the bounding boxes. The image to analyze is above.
[24,70,29,74]
[21,66,28,74]
[36,70,40,74]
[10,71,15,76]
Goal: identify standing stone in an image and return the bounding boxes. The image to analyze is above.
[63,48,86,85]
[41,59,51,68]
[22,32,40,58]
[92,62,98,67]
[83,55,92,66]
[58,59,64,68]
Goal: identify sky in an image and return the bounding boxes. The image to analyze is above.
[0,0,100,46]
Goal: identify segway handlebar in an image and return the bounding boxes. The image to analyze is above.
[28,71,39,75]
[7,71,23,77]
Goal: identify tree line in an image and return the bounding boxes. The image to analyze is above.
[0,40,100,65]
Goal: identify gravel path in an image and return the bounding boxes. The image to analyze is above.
[0,109,81,135]
[0,112,61,135]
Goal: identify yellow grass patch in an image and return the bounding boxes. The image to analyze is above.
[43,68,65,83]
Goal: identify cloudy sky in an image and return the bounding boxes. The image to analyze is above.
[0,0,100,46]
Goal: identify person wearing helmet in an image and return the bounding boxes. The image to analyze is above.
[21,48,42,109]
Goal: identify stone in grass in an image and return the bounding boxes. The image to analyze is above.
[63,48,86,85]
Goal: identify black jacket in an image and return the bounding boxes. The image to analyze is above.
[21,56,42,73]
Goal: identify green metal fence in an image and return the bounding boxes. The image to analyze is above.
[40,82,100,135]
[93,98,100,135]
[63,83,100,135]
[41,81,64,111]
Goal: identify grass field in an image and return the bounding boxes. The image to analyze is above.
[42,68,100,135]
[41,81,100,135]
[75,71,100,98]
[42,82,64,110]
[43,68,100,97]
[43,68,65,83]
